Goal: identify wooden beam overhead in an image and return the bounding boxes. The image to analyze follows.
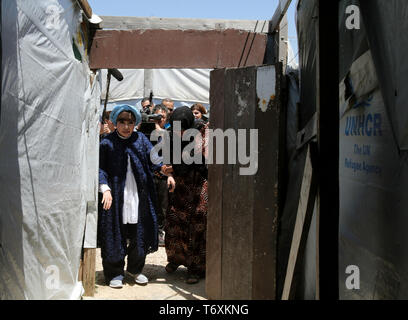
[99,16,269,33]
[270,0,292,32]
[89,29,267,69]
[77,0,92,19]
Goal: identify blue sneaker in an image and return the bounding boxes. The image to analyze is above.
[109,275,124,288]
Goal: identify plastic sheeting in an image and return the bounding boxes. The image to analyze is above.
[296,0,317,130]
[101,68,211,105]
[339,0,408,299]
[359,1,408,151]
[275,0,318,300]
[283,0,408,300]
[0,0,101,299]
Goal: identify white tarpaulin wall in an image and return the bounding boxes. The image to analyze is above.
[0,0,101,299]
[101,68,211,108]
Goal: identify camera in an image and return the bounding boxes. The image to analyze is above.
[138,112,163,139]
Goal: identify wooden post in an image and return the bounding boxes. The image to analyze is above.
[206,69,226,300]
[281,144,318,299]
[77,0,93,19]
[78,259,83,282]
[278,13,288,73]
[82,248,96,296]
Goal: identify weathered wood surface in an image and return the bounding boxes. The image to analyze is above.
[89,29,267,69]
[206,68,226,300]
[206,64,283,299]
[99,16,269,33]
[281,144,317,300]
[82,248,96,296]
[77,0,92,19]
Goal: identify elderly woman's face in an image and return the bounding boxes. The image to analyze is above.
[192,109,202,119]
[116,111,135,138]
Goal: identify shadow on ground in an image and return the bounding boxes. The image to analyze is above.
[88,248,207,300]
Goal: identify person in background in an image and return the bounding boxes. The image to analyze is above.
[161,98,174,117]
[151,104,171,246]
[161,98,174,129]
[141,97,154,115]
[98,104,172,288]
[164,106,209,285]
[190,103,208,123]
[99,111,115,139]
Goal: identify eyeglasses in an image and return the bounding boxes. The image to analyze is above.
[143,104,151,109]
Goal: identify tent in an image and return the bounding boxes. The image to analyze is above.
[100,68,211,112]
[278,0,408,299]
[0,0,101,299]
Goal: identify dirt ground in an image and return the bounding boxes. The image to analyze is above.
[82,247,207,300]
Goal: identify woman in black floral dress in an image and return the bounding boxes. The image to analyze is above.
[164,107,209,284]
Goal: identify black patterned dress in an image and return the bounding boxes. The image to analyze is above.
[164,123,209,277]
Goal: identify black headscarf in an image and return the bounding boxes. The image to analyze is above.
[169,106,207,178]
[169,106,195,131]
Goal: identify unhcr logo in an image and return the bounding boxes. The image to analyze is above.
[150,121,258,176]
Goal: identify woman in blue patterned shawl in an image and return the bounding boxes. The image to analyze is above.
[98,104,170,288]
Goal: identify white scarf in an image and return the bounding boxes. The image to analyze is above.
[122,155,139,224]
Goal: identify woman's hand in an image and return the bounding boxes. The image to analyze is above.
[167,176,176,193]
[102,190,112,210]
[161,165,174,176]
[103,123,111,134]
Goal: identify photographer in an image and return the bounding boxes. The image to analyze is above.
[150,104,172,246]
[141,96,154,115]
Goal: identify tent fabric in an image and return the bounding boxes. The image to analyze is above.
[295,0,317,130]
[284,0,408,300]
[101,69,144,103]
[275,0,318,300]
[0,0,101,299]
[338,0,408,299]
[286,0,408,300]
[101,68,211,105]
[359,1,408,151]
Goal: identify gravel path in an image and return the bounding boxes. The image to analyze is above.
[83,248,207,300]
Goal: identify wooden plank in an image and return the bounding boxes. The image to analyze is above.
[89,29,267,69]
[252,64,283,299]
[281,144,317,300]
[99,16,269,33]
[221,67,256,300]
[296,112,317,150]
[78,259,83,282]
[77,0,92,19]
[278,14,288,73]
[207,64,282,299]
[206,68,226,300]
[82,248,96,296]
[270,0,292,32]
